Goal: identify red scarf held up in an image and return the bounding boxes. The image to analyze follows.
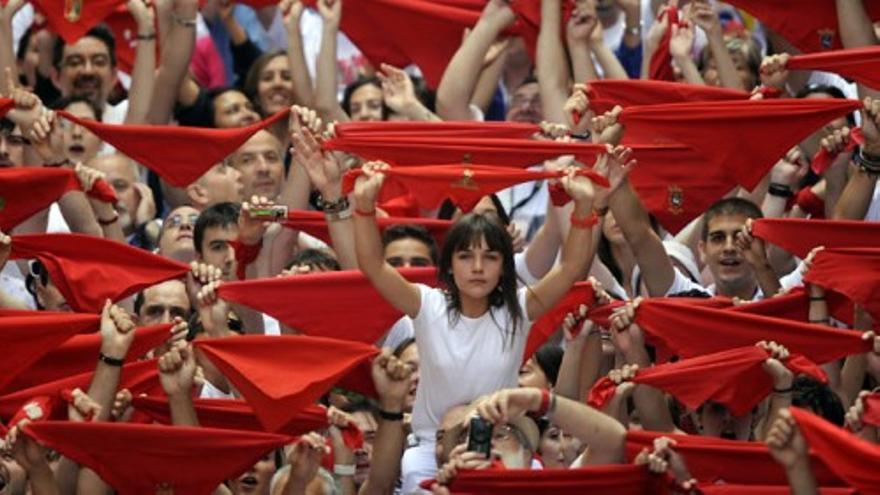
[23,421,291,495]
[811,127,865,175]
[332,120,540,139]
[192,335,379,432]
[0,312,100,392]
[341,165,609,212]
[582,79,748,116]
[133,396,329,437]
[1,323,172,394]
[217,268,437,343]
[751,218,880,259]
[0,358,159,421]
[796,187,826,219]
[9,233,189,313]
[619,99,862,191]
[625,430,845,487]
[790,407,880,495]
[324,135,608,168]
[696,485,854,495]
[863,393,880,428]
[648,6,680,81]
[524,282,596,361]
[588,346,825,416]
[633,299,871,364]
[804,248,880,320]
[57,109,289,187]
[0,167,116,231]
[446,464,666,494]
[723,0,880,53]
[281,210,452,247]
[27,0,126,43]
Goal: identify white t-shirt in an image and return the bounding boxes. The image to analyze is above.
[664,268,764,301]
[410,284,533,441]
[380,317,415,351]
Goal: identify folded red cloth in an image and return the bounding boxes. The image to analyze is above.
[192,335,379,432]
[724,0,880,53]
[0,167,116,231]
[583,79,748,115]
[751,218,880,259]
[810,127,864,175]
[332,120,540,139]
[588,346,824,416]
[1,323,172,394]
[619,99,862,190]
[23,421,291,495]
[0,98,12,118]
[524,282,596,361]
[790,407,880,495]
[132,396,328,437]
[9,233,189,313]
[803,248,880,320]
[28,0,127,43]
[625,430,845,487]
[648,6,680,81]
[446,463,666,494]
[217,268,437,343]
[863,393,880,428]
[57,109,289,187]
[341,164,609,212]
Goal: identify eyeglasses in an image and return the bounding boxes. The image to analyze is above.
[0,134,30,146]
[166,213,199,228]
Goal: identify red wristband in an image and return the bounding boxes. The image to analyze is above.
[354,207,376,217]
[570,211,599,229]
[535,389,551,417]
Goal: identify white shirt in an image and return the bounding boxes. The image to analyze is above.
[410,285,533,441]
[664,267,764,301]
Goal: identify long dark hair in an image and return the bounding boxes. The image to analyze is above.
[438,213,522,345]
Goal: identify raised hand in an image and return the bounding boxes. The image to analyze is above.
[127,0,155,32]
[472,387,541,426]
[158,341,197,398]
[766,409,809,470]
[734,218,770,269]
[566,0,599,46]
[759,53,791,90]
[290,105,345,200]
[196,280,231,337]
[757,340,794,390]
[100,300,137,361]
[287,432,329,487]
[279,0,305,29]
[352,161,389,212]
[67,388,102,422]
[669,22,695,59]
[862,97,880,154]
[590,106,624,146]
[371,348,415,411]
[238,195,275,246]
[317,0,341,27]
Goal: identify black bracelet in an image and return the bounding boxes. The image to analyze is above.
[767,182,794,198]
[134,33,156,41]
[855,147,880,175]
[377,408,404,421]
[809,318,830,324]
[773,385,794,394]
[809,296,825,301]
[98,352,125,367]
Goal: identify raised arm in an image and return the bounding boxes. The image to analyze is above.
[436,0,516,121]
[158,341,200,426]
[536,0,570,124]
[281,0,315,107]
[314,0,348,122]
[123,0,157,124]
[836,0,880,99]
[566,6,600,85]
[692,0,744,90]
[766,410,820,495]
[352,162,421,318]
[147,0,198,124]
[0,0,25,95]
[832,99,880,220]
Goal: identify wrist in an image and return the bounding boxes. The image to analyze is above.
[379,397,405,412]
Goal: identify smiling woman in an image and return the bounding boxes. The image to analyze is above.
[243,51,295,119]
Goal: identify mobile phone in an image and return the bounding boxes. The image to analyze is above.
[250,205,288,220]
[466,416,493,459]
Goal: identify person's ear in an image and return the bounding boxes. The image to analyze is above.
[697,240,707,265]
[186,183,208,209]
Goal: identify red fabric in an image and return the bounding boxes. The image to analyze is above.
[0,167,115,231]
[724,0,880,53]
[217,268,436,343]
[28,0,126,43]
[648,7,680,81]
[9,233,189,313]
[281,210,452,247]
[193,335,379,432]
[795,187,826,219]
[588,346,824,416]
[811,127,864,175]
[0,97,12,118]
[619,99,862,190]
[583,79,747,115]
[132,396,329,436]
[524,282,596,361]
[697,485,854,495]
[790,407,880,495]
[23,421,291,495]
[634,299,871,364]
[787,47,880,89]
[752,219,880,259]
[0,312,100,392]
[229,240,261,281]
[0,358,159,420]
[324,135,607,168]
[333,120,540,139]
[2,323,172,394]
[863,393,880,428]
[625,430,844,487]
[803,248,880,320]
[341,165,609,212]
[446,464,666,494]
[57,109,289,187]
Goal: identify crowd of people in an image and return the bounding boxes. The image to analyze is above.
[1,0,880,493]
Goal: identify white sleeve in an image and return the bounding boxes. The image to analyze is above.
[779,261,805,291]
[514,251,540,287]
[664,268,710,297]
